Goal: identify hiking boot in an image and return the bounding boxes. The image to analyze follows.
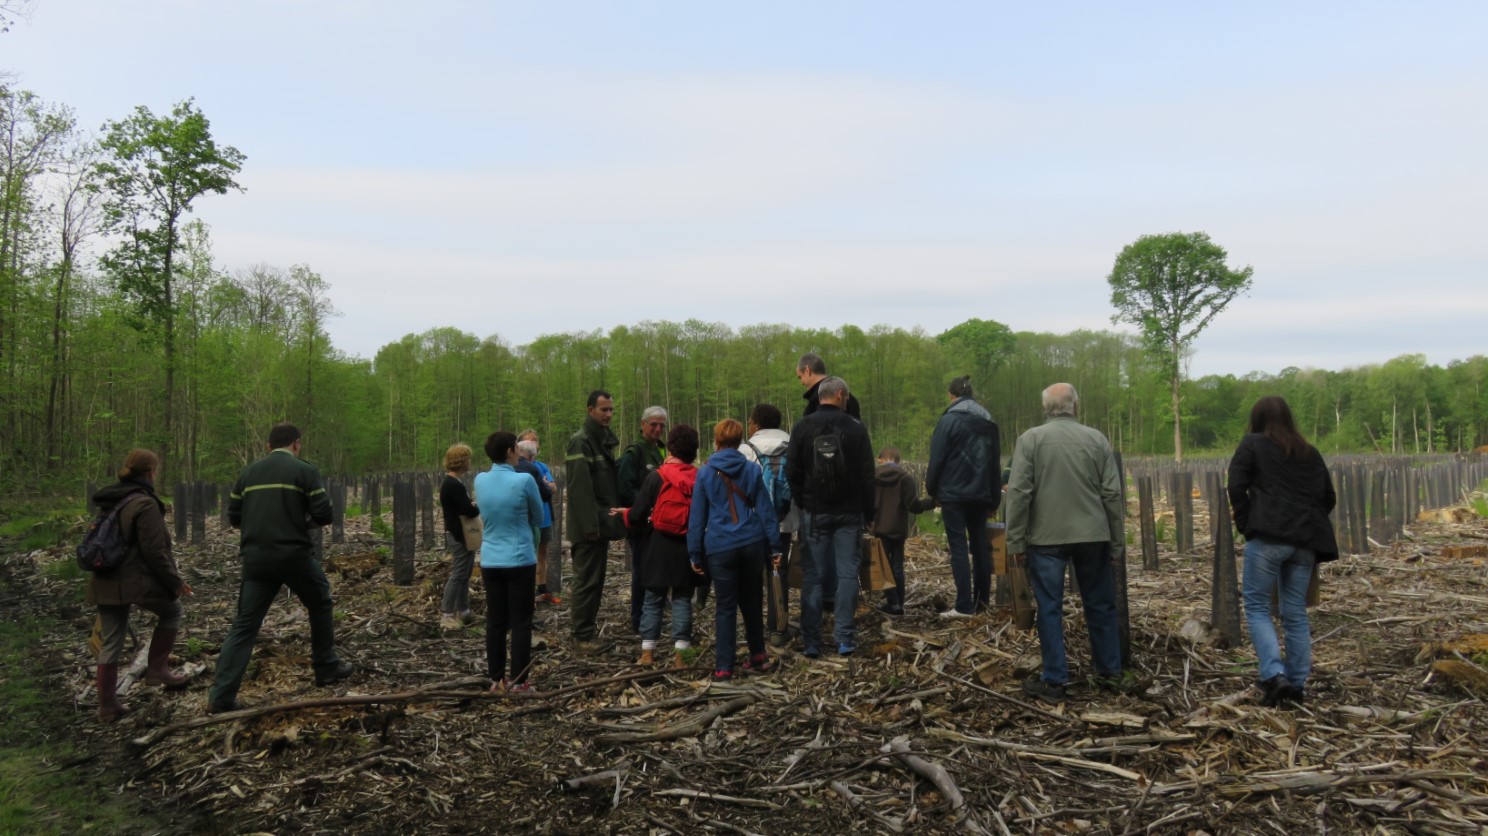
[95,664,130,723]
[207,697,244,714]
[768,631,789,648]
[837,643,856,657]
[439,614,462,631]
[144,628,190,688]
[1279,685,1306,707]
[1257,674,1288,707]
[637,649,656,666]
[1022,676,1068,705]
[939,608,973,620]
[802,646,821,660]
[573,639,608,656]
[710,669,733,683]
[672,651,688,670]
[742,653,773,674]
[458,610,478,626]
[878,604,904,617]
[315,660,355,687]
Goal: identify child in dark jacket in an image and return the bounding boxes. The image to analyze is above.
[871,447,931,615]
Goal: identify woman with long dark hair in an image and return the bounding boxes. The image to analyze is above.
[87,448,192,722]
[1227,396,1338,707]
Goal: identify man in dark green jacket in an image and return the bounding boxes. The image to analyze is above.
[617,405,667,633]
[209,423,352,712]
[566,390,625,650]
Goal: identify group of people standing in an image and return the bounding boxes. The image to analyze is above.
[82,363,1336,720]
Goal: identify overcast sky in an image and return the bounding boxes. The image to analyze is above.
[6,1,1484,376]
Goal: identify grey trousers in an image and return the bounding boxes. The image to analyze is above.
[442,532,477,614]
[96,599,183,664]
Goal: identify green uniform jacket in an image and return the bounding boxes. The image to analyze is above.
[228,449,334,564]
[616,438,665,507]
[566,417,626,543]
[1004,416,1125,559]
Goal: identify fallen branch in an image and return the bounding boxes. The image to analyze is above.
[594,694,757,744]
[1218,769,1471,798]
[652,788,780,810]
[831,780,905,833]
[883,736,981,832]
[129,668,685,752]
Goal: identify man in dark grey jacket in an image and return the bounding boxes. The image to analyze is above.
[786,377,875,658]
[925,376,1001,618]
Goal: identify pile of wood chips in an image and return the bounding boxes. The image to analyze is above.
[10,494,1488,835]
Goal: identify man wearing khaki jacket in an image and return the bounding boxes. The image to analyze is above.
[1005,383,1127,704]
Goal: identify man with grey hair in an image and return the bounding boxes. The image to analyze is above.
[516,432,558,604]
[618,405,669,633]
[787,377,875,658]
[1005,382,1127,703]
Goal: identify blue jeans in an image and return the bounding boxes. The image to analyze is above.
[943,502,992,614]
[639,585,694,646]
[709,541,767,672]
[1242,537,1314,689]
[801,510,862,653]
[1026,542,1121,685]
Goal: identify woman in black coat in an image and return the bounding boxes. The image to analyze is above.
[1227,396,1338,707]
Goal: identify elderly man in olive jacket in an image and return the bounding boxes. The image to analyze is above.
[566,390,626,651]
[1005,383,1126,705]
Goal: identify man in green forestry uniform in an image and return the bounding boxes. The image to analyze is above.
[617,405,668,633]
[209,423,352,712]
[566,390,626,651]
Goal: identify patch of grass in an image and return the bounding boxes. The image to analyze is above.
[369,515,392,539]
[1470,496,1488,519]
[1154,517,1170,545]
[0,508,81,551]
[344,502,362,518]
[42,560,85,583]
[0,618,138,835]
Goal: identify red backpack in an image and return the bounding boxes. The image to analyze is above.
[650,462,696,536]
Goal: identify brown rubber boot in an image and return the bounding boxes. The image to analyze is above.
[144,629,189,688]
[96,664,130,723]
[636,649,655,666]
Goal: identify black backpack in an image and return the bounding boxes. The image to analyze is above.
[810,421,848,502]
[76,493,149,572]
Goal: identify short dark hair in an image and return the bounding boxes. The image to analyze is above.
[878,447,901,463]
[587,389,612,408]
[948,375,974,399]
[797,353,826,375]
[750,403,782,431]
[269,422,301,449]
[484,431,518,463]
[667,424,700,464]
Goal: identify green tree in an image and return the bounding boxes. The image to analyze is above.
[96,99,245,462]
[1107,231,1253,462]
[936,317,1015,390]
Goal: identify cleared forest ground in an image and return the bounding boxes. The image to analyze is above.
[3,495,1487,835]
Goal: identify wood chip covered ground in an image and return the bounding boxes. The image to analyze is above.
[6,493,1488,834]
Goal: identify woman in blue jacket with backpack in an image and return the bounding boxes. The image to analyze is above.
[688,419,781,681]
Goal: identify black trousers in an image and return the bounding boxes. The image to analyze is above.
[482,564,536,683]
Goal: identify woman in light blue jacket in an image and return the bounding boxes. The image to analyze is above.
[473,431,543,693]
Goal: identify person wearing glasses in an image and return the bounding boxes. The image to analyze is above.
[618,405,669,633]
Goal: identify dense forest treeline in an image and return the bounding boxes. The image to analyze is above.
[3,84,1487,492]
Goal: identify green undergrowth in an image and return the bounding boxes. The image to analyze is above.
[0,617,136,835]
[0,504,84,552]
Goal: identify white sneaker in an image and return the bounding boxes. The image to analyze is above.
[939,608,973,619]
